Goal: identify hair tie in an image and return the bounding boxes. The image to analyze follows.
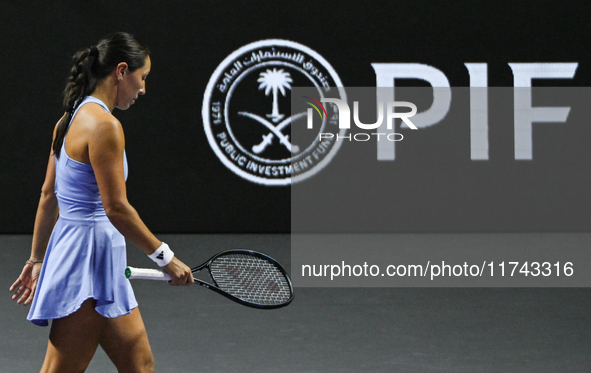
[89,45,99,58]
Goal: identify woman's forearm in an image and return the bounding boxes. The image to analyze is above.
[104,201,162,255]
[30,191,59,261]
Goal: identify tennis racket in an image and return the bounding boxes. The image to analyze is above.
[126,249,294,309]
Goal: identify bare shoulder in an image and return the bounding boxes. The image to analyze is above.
[94,113,124,142]
[80,104,125,147]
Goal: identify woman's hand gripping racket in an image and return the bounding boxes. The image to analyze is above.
[126,250,294,309]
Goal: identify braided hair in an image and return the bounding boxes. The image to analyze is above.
[53,32,149,158]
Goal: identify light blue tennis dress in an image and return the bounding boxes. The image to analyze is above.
[27,96,138,326]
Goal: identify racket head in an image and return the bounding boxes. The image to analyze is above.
[201,249,294,309]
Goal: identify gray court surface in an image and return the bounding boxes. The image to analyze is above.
[1,234,590,372]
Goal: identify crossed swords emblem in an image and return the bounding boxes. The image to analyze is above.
[238,111,306,154]
[237,68,308,154]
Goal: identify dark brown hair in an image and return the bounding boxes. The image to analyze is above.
[53,32,149,158]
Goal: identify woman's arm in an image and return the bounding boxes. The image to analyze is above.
[31,149,59,261]
[9,127,59,305]
[89,112,192,285]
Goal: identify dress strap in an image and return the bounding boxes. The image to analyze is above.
[70,96,111,126]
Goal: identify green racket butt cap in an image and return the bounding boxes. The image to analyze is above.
[125,267,131,279]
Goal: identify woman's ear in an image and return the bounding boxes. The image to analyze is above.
[116,62,129,81]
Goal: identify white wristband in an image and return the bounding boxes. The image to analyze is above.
[148,242,174,267]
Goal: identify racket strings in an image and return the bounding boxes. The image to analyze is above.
[210,254,292,306]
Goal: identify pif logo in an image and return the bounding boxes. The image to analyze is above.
[202,39,346,186]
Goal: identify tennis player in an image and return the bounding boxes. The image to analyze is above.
[9,32,192,373]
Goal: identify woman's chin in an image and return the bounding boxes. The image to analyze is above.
[116,102,132,111]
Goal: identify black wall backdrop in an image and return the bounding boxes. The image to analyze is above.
[1,1,590,233]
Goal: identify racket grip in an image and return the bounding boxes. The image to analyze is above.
[126,267,172,281]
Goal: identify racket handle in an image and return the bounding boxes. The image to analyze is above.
[126,267,171,281]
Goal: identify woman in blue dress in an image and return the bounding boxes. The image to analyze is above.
[9,32,193,373]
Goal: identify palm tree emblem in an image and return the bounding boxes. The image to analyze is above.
[257,68,293,123]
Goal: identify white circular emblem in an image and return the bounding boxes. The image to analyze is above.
[202,39,346,185]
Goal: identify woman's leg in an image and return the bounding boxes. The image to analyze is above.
[40,299,105,373]
[98,307,155,373]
